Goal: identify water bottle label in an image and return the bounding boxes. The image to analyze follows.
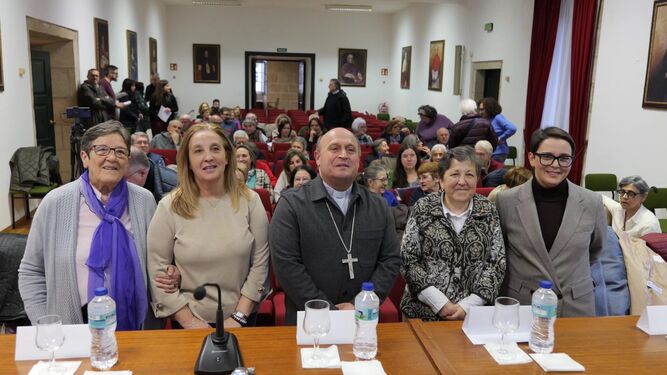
[355,307,378,321]
[532,304,556,318]
[89,310,117,329]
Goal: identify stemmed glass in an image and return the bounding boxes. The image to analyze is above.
[303,299,331,367]
[35,315,66,374]
[492,297,520,360]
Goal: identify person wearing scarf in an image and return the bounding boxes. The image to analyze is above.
[19,121,178,329]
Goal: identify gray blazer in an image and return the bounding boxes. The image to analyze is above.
[18,179,156,325]
[495,180,606,317]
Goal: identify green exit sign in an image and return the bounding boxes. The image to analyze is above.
[484,23,493,32]
[277,48,288,53]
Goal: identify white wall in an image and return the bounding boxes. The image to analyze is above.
[585,0,667,187]
[164,5,392,116]
[0,0,168,229]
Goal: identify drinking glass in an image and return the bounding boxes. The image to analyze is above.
[35,315,66,374]
[303,299,331,366]
[492,297,520,360]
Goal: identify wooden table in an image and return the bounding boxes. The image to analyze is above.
[408,316,667,374]
[0,323,438,374]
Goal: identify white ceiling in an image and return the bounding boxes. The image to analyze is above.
[162,0,452,14]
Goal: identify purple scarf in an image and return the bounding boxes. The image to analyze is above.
[81,171,148,330]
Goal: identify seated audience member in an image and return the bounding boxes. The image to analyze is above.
[18,121,177,329]
[179,114,193,134]
[148,123,269,329]
[150,119,182,150]
[401,146,505,321]
[270,128,401,324]
[436,127,450,147]
[602,176,661,238]
[365,164,398,207]
[351,117,373,145]
[475,140,505,187]
[488,166,532,202]
[401,134,431,161]
[448,99,498,150]
[299,117,324,153]
[236,144,274,200]
[209,114,223,129]
[479,97,517,163]
[364,138,395,169]
[220,107,240,138]
[232,106,243,124]
[381,120,405,145]
[289,164,317,189]
[242,117,268,144]
[274,149,307,202]
[235,163,249,186]
[408,162,440,206]
[392,115,406,127]
[198,102,211,121]
[233,130,250,146]
[127,147,178,203]
[496,127,606,317]
[272,115,297,144]
[393,145,421,188]
[416,105,454,148]
[132,131,165,167]
[430,144,447,163]
[291,137,310,159]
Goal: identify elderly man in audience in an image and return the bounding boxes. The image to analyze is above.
[126,147,177,203]
[243,117,268,143]
[150,119,182,150]
[233,130,250,146]
[18,121,177,329]
[602,176,661,238]
[436,127,450,147]
[401,146,505,321]
[132,131,165,167]
[179,114,193,133]
[77,68,116,128]
[475,140,505,187]
[449,99,498,150]
[126,147,151,188]
[430,144,447,163]
[270,128,401,324]
[496,127,606,317]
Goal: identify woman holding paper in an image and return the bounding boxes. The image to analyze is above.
[400,146,506,321]
[149,80,179,135]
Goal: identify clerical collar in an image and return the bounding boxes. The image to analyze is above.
[331,89,340,95]
[322,180,353,214]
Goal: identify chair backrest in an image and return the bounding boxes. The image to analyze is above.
[388,143,401,156]
[585,173,618,195]
[273,150,289,164]
[645,187,667,213]
[275,160,285,176]
[253,188,273,218]
[507,146,518,166]
[149,148,177,165]
[272,142,292,152]
[307,159,318,172]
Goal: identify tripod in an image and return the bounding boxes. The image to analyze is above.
[70,121,85,181]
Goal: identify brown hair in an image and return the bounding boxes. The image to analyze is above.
[418,161,439,176]
[503,166,533,188]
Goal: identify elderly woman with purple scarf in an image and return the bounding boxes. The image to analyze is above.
[19,121,177,330]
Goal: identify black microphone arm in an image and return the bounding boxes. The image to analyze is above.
[194,284,225,344]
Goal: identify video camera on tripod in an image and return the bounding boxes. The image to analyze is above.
[66,106,91,181]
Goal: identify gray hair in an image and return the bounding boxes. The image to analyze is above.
[131,131,149,144]
[233,130,249,140]
[459,98,478,115]
[242,118,256,126]
[81,120,130,155]
[401,134,419,149]
[364,164,387,182]
[475,140,493,154]
[372,138,387,154]
[351,117,366,132]
[619,175,650,195]
[128,146,150,171]
[438,146,481,177]
[292,136,308,149]
[431,144,447,153]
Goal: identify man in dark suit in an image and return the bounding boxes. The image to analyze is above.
[318,79,352,130]
[76,68,115,129]
[496,127,606,317]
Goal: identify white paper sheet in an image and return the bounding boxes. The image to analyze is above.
[296,310,355,345]
[462,305,532,345]
[15,324,91,361]
[157,105,171,122]
[637,305,667,335]
[530,353,585,372]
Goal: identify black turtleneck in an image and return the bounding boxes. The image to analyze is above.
[532,178,569,252]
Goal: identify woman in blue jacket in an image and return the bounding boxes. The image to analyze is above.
[479,97,516,163]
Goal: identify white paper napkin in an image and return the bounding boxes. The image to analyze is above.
[28,360,81,375]
[83,371,133,375]
[530,353,585,372]
[341,360,387,375]
[300,345,341,368]
[484,342,533,365]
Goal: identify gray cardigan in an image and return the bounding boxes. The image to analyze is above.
[18,179,156,325]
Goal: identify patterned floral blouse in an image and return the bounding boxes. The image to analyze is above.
[400,192,506,320]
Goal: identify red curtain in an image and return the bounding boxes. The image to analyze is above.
[523,0,561,166]
[568,0,599,185]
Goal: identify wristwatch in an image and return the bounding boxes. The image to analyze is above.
[231,311,248,327]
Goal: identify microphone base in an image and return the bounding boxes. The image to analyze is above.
[194,332,243,375]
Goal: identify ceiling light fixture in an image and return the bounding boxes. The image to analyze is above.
[325,4,373,12]
[192,0,241,6]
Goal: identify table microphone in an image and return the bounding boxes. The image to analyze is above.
[193,283,243,375]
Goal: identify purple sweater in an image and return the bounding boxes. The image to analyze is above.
[417,113,454,147]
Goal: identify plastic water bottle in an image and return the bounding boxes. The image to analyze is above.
[529,280,558,353]
[353,282,379,360]
[88,287,118,370]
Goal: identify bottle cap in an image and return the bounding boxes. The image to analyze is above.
[94,287,108,296]
[361,282,374,291]
[539,280,553,289]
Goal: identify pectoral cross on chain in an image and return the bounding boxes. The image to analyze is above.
[342,253,359,279]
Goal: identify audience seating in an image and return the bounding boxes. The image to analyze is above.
[272,150,288,164]
[253,188,273,220]
[0,233,30,330]
[150,148,177,165]
[585,173,618,198]
[644,187,667,233]
[388,274,406,322]
[272,142,292,152]
[388,143,400,156]
[9,152,62,229]
[377,113,390,121]
[506,146,518,166]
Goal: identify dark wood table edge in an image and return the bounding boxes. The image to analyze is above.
[407,318,456,375]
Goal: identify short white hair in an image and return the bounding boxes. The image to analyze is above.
[233,130,249,140]
[475,140,493,154]
[351,117,366,132]
[459,98,478,115]
[431,144,447,153]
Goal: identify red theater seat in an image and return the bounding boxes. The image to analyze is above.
[149,148,177,165]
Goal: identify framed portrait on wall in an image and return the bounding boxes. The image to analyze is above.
[401,46,412,89]
[149,37,158,76]
[643,0,667,109]
[126,30,138,81]
[338,48,367,87]
[193,44,220,83]
[94,18,110,76]
[428,40,445,91]
[0,23,4,92]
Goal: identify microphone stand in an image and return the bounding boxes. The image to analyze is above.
[194,283,243,374]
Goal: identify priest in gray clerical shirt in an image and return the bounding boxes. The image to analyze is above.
[270,128,401,325]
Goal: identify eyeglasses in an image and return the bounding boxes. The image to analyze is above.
[373,178,388,183]
[534,152,573,167]
[616,189,639,198]
[91,145,129,159]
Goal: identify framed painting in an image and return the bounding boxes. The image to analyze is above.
[428,40,445,91]
[401,46,412,89]
[338,48,367,87]
[0,23,4,92]
[149,37,158,76]
[643,0,667,108]
[193,44,220,83]
[126,30,138,81]
[94,18,110,76]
